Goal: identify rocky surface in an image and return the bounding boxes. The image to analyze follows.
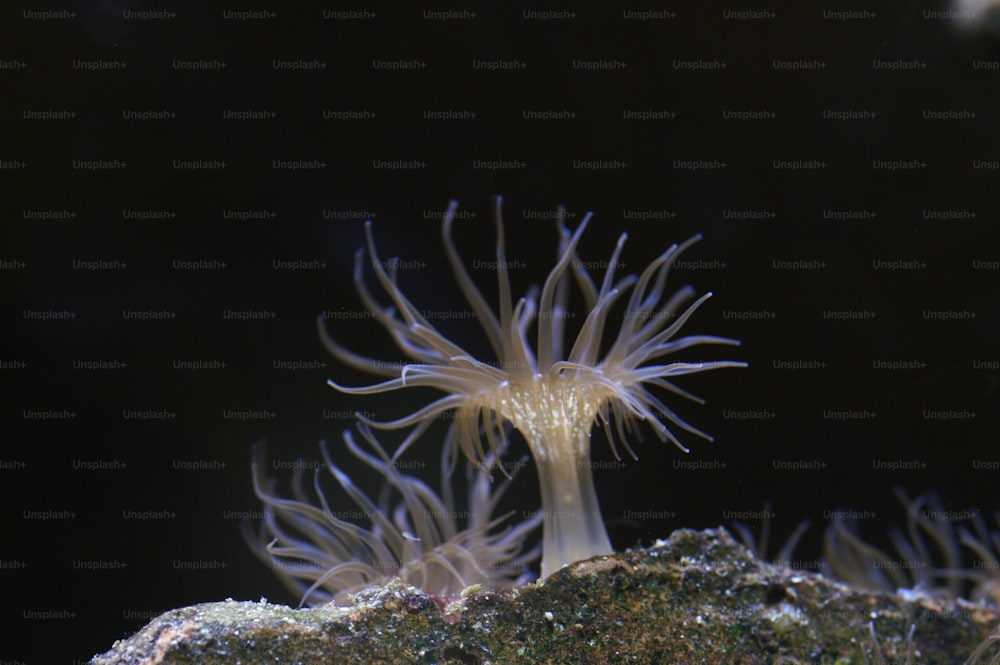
[90,528,1000,664]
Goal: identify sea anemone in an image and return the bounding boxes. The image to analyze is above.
[819,487,1000,606]
[823,488,964,595]
[730,502,811,570]
[244,423,540,607]
[321,197,746,578]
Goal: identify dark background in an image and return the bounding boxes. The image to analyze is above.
[4,2,1000,662]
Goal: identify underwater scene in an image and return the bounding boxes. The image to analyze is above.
[5,3,1000,663]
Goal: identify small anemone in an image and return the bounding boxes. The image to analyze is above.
[320,197,746,577]
[823,488,964,596]
[729,502,810,570]
[821,487,1000,605]
[243,423,540,607]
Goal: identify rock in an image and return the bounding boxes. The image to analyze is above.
[90,528,999,664]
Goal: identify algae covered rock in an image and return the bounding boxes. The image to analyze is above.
[90,528,999,664]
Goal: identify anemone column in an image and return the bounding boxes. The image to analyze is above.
[501,375,613,579]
